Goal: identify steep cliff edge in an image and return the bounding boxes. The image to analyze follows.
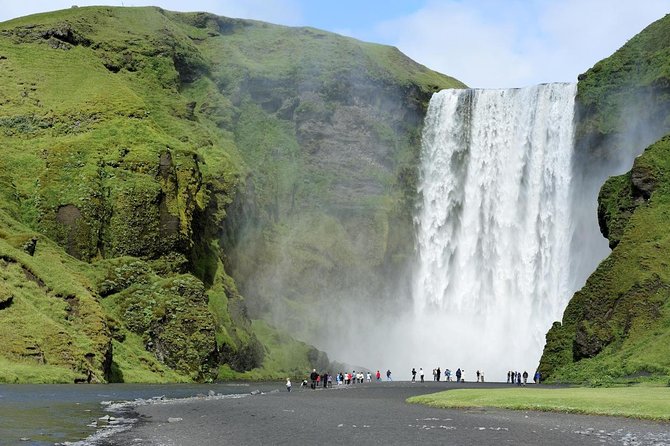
[539,14,670,384]
[0,6,463,382]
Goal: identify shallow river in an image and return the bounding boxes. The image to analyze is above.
[0,382,281,445]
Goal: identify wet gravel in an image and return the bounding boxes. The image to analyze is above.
[103,381,670,446]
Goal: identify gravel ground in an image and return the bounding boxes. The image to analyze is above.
[102,381,670,446]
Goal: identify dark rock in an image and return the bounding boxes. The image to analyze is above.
[40,24,91,47]
[22,237,37,256]
[22,267,46,288]
[0,294,12,310]
[630,162,657,200]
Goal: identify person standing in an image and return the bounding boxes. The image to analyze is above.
[411,368,417,382]
[522,371,528,386]
[455,368,462,383]
[310,369,318,389]
[436,367,441,382]
[286,378,292,392]
[476,370,480,382]
[386,369,392,381]
[419,367,424,382]
[376,370,381,381]
[445,369,451,381]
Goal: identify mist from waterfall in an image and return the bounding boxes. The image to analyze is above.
[411,84,581,379]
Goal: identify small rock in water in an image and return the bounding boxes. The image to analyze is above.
[99,415,111,421]
[250,390,261,395]
[168,417,183,423]
[208,390,216,397]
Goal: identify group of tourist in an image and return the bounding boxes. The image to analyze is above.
[292,369,395,391]
[506,370,542,385]
[411,366,469,382]
[285,367,544,391]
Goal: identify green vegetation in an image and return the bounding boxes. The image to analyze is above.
[218,320,331,381]
[407,386,670,421]
[0,6,463,382]
[539,13,670,384]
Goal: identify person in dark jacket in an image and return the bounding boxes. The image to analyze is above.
[310,369,318,389]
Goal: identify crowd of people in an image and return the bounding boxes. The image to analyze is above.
[507,370,542,385]
[293,369,395,390]
[287,367,542,391]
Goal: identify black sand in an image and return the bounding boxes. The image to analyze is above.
[104,381,670,445]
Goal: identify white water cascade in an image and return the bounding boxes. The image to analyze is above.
[413,83,578,380]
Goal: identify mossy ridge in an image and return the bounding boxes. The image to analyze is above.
[0,6,464,381]
[540,135,670,385]
[0,210,111,383]
[539,14,670,384]
[574,14,670,164]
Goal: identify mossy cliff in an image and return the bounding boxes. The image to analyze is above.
[0,7,462,382]
[539,14,670,384]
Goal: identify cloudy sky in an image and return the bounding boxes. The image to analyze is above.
[1,0,668,88]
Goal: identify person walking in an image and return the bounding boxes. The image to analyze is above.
[376,370,381,381]
[455,368,462,383]
[419,367,424,382]
[476,370,480,382]
[522,371,528,386]
[386,369,392,381]
[411,368,417,382]
[286,378,292,392]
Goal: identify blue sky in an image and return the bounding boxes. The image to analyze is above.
[2,1,668,88]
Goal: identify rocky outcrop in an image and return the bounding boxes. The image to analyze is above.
[539,13,670,383]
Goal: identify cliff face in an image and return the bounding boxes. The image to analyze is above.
[539,14,670,384]
[0,6,463,382]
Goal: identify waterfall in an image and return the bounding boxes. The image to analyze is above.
[413,83,577,380]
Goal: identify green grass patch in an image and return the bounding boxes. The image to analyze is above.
[407,386,670,421]
[0,356,77,383]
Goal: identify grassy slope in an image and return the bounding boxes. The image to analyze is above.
[0,6,463,382]
[539,14,670,384]
[408,387,670,421]
[169,11,465,344]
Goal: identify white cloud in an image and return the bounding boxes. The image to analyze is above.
[375,0,670,88]
[0,0,303,26]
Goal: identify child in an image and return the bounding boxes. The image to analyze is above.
[286,378,292,392]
